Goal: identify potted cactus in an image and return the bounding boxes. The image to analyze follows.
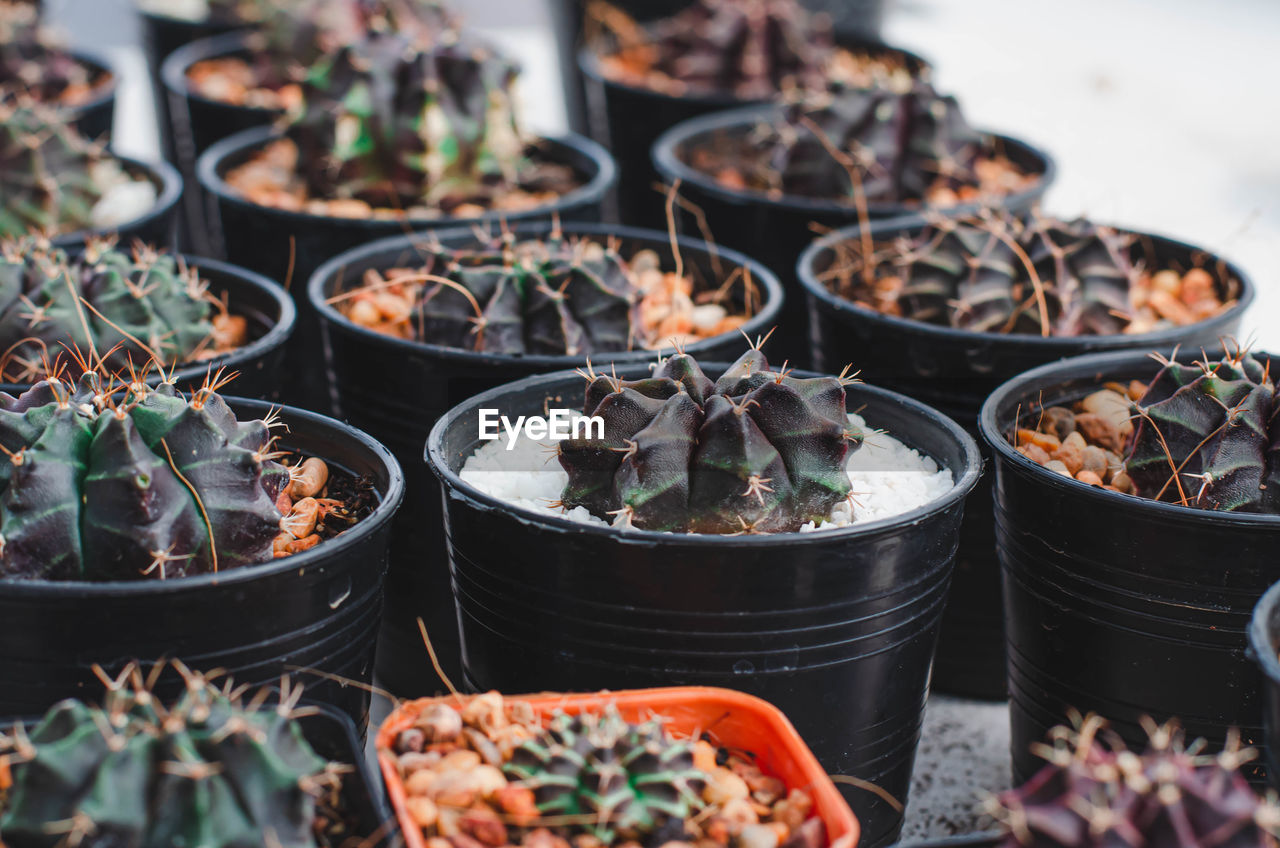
[0,235,295,399]
[0,365,404,725]
[797,209,1253,699]
[308,219,783,696]
[377,687,859,848]
[577,0,928,229]
[0,659,389,846]
[0,1,117,139]
[197,13,615,411]
[979,344,1280,784]
[0,100,183,248]
[425,343,981,847]
[653,85,1054,360]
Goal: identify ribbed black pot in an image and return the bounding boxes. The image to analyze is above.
[426,364,982,848]
[161,31,281,256]
[198,125,617,412]
[980,348,1280,784]
[138,8,241,163]
[0,398,404,730]
[798,219,1255,699]
[1250,581,1280,787]
[580,40,929,231]
[0,254,294,401]
[309,221,785,697]
[48,155,183,251]
[653,107,1056,363]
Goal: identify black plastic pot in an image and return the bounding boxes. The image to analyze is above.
[48,154,184,251]
[52,47,117,141]
[0,254,294,401]
[653,107,1056,362]
[161,31,281,256]
[426,364,982,848]
[310,221,785,699]
[138,8,241,163]
[980,348,1280,784]
[0,397,404,731]
[1250,581,1280,787]
[580,40,928,231]
[799,220,1255,699]
[198,125,616,411]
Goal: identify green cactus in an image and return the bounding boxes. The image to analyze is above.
[558,346,860,533]
[1126,346,1279,513]
[503,706,706,843]
[0,371,286,581]
[0,236,216,382]
[0,100,110,239]
[0,661,341,848]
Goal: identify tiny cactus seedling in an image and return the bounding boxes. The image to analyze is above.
[987,713,1280,848]
[0,660,345,848]
[1126,346,1279,513]
[0,100,108,238]
[504,706,706,843]
[0,236,228,382]
[558,344,861,533]
[0,369,287,581]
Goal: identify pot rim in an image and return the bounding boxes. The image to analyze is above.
[160,29,282,115]
[307,219,786,367]
[0,253,296,394]
[979,346,1280,529]
[425,361,982,546]
[196,125,618,229]
[650,103,1056,218]
[796,215,1257,350]
[48,154,183,249]
[1248,579,1280,686]
[576,35,931,108]
[0,396,405,596]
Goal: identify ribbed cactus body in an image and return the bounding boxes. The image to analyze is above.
[0,374,284,581]
[504,706,706,843]
[559,348,859,533]
[0,237,215,381]
[0,667,336,848]
[0,101,105,238]
[1126,348,1278,513]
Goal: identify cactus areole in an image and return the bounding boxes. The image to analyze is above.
[557,347,861,534]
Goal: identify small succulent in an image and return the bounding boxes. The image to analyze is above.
[0,236,218,382]
[558,345,860,533]
[0,100,109,238]
[0,661,343,848]
[0,370,288,581]
[987,713,1280,848]
[1126,346,1279,513]
[504,706,706,843]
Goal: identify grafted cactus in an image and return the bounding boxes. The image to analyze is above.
[0,661,341,848]
[0,100,106,238]
[558,346,860,533]
[1126,346,1279,513]
[0,236,216,382]
[0,371,286,581]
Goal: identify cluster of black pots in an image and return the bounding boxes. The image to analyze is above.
[797,220,1255,698]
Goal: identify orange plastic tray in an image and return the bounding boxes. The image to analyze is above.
[377,686,859,848]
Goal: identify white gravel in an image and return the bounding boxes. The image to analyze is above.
[459,411,953,532]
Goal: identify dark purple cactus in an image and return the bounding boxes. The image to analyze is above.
[989,714,1280,848]
[558,347,860,533]
[1126,347,1278,513]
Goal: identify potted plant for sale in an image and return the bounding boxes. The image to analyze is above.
[0,363,403,727]
[0,0,117,139]
[654,84,1054,359]
[577,0,929,229]
[797,208,1253,698]
[0,659,389,846]
[377,687,859,848]
[981,343,1280,783]
[425,343,981,847]
[198,13,615,409]
[309,219,783,695]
